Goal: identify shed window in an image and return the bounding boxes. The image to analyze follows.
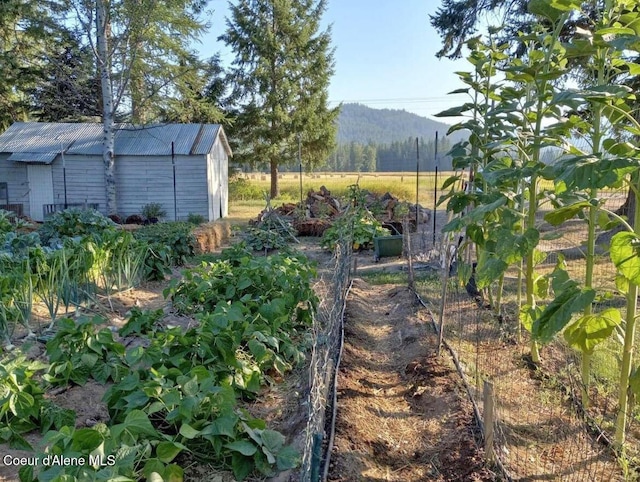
[0,183,7,204]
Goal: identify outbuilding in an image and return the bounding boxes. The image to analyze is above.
[0,122,232,222]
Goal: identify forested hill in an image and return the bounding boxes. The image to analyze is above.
[337,103,466,145]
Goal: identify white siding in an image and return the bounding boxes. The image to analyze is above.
[0,148,226,222]
[116,155,176,219]
[216,138,229,217]
[27,164,54,221]
[51,155,107,213]
[0,154,30,216]
[175,154,209,221]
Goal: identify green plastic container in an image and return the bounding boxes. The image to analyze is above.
[373,235,403,261]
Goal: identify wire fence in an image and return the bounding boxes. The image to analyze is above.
[301,235,353,481]
[407,185,637,481]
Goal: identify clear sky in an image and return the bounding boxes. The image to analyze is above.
[197,0,470,120]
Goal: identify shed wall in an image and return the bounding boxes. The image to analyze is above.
[117,154,210,221]
[51,155,107,213]
[216,138,229,217]
[0,154,29,215]
[175,154,210,221]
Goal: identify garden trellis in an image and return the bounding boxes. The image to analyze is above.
[408,0,640,479]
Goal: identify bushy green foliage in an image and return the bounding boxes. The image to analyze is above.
[44,317,126,386]
[187,212,206,225]
[0,210,14,235]
[321,184,389,250]
[244,227,291,251]
[133,222,196,266]
[15,243,315,481]
[0,354,74,450]
[229,176,265,201]
[38,209,116,245]
[244,212,298,252]
[141,202,167,220]
[321,209,389,251]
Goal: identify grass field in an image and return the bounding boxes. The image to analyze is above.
[228,171,459,224]
[234,171,461,206]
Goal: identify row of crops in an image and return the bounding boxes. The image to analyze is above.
[436,0,640,454]
[0,208,197,346]
[1,208,319,480]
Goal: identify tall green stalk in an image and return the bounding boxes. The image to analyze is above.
[525,15,569,364]
[581,41,606,406]
[526,173,541,363]
[615,172,640,447]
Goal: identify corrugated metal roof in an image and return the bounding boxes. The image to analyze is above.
[0,122,231,158]
[7,152,58,164]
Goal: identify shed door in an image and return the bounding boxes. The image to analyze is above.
[27,164,54,221]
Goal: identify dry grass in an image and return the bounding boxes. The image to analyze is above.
[242,171,461,207]
[227,200,264,225]
[328,279,492,482]
[414,277,626,481]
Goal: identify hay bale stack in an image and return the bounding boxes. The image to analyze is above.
[192,219,232,254]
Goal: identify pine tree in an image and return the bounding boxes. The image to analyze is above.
[29,31,101,122]
[0,0,69,129]
[221,0,338,198]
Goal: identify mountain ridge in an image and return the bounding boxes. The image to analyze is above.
[337,103,466,145]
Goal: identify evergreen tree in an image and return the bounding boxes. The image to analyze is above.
[156,54,227,124]
[29,31,101,122]
[221,0,338,198]
[362,144,377,172]
[0,0,69,129]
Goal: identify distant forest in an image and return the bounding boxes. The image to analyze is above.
[316,103,466,172]
[322,136,452,172]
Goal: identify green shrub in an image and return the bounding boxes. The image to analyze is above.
[141,202,167,220]
[38,209,116,245]
[229,176,264,200]
[321,208,389,251]
[187,212,206,225]
[133,222,196,266]
[0,354,74,450]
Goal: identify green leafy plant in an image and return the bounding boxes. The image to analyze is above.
[187,213,206,225]
[321,207,389,251]
[38,208,116,245]
[141,202,167,220]
[118,307,164,337]
[134,222,196,266]
[0,354,74,450]
[18,412,169,482]
[44,316,126,386]
[244,226,291,252]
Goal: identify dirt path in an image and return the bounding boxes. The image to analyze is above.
[327,279,494,482]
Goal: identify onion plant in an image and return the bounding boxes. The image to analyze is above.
[32,246,70,330]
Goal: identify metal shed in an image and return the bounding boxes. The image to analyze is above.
[0,122,232,222]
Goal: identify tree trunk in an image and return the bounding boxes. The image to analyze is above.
[270,159,279,199]
[96,0,117,215]
[616,187,636,222]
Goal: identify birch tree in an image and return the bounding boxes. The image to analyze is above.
[69,0,209,214]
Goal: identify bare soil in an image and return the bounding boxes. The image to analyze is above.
[327,279,494,482]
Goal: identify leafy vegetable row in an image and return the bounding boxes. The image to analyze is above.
[3,241,317,481]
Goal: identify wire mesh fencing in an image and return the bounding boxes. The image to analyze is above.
[407,185,636,481]
[300,236,353,481]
